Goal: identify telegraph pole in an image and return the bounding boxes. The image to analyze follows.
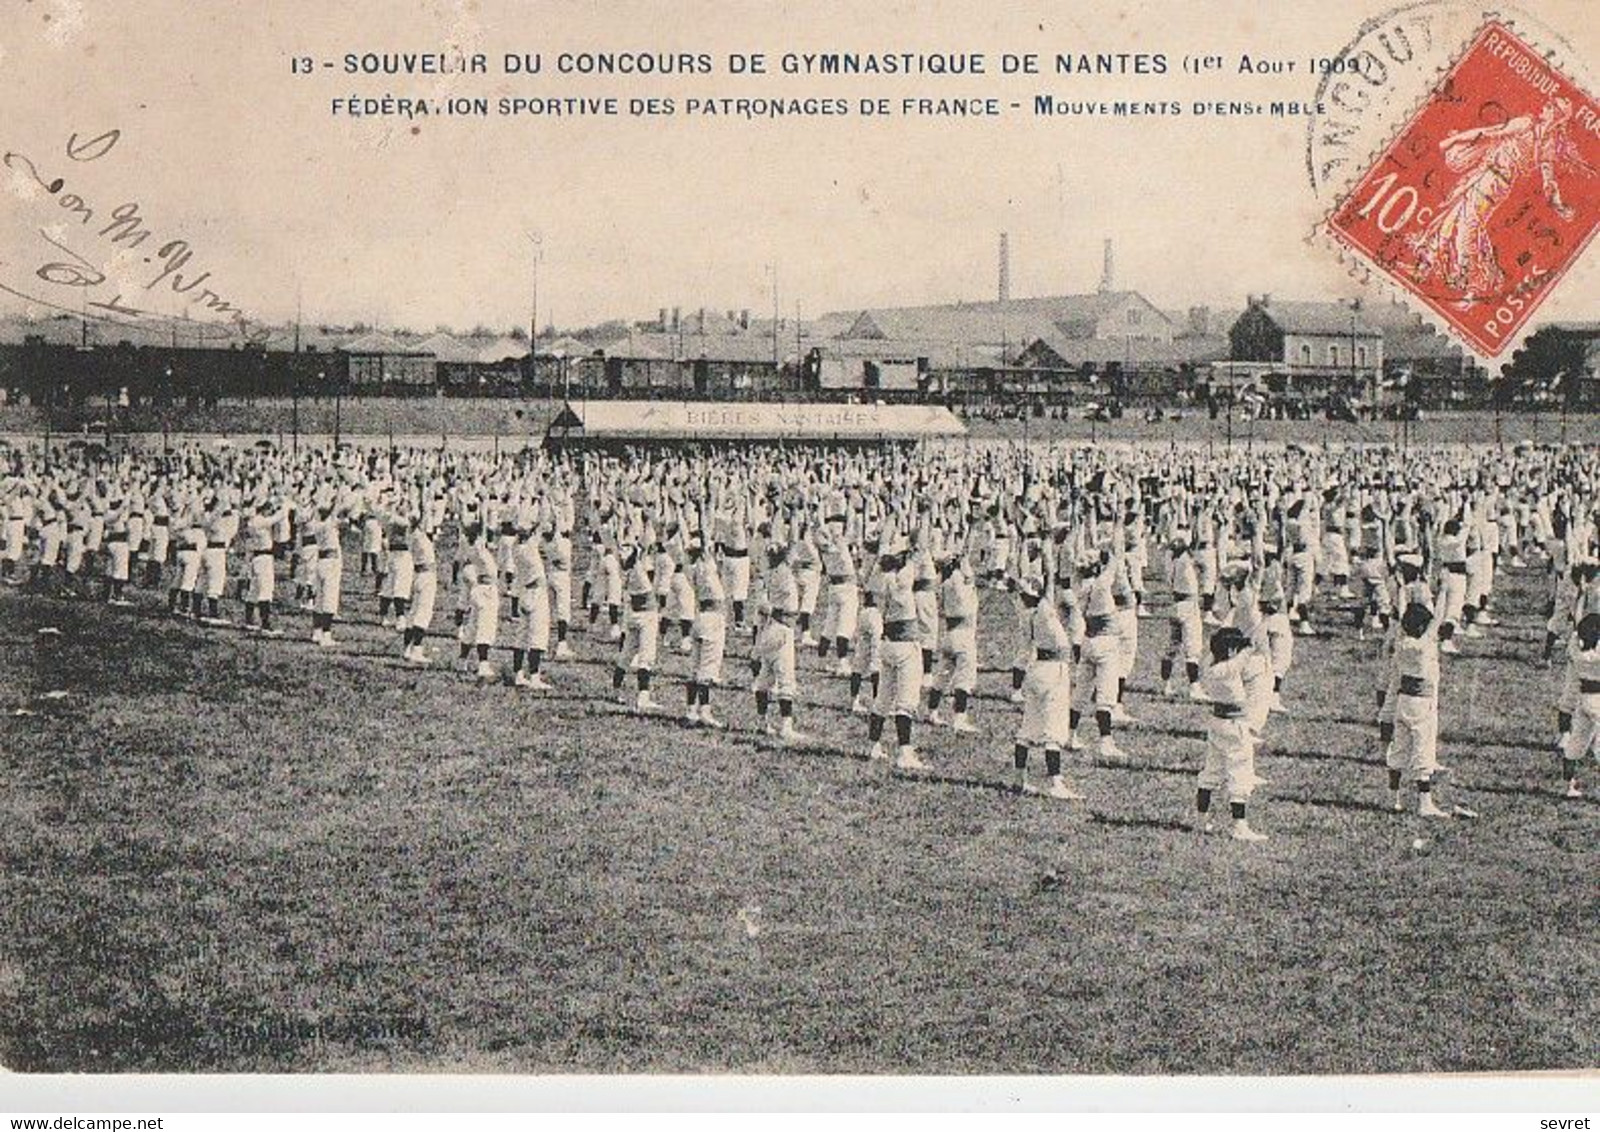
[525,230,542,390]
[769,264,779,368]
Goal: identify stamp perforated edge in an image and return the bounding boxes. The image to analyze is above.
[1306,6,1597,366]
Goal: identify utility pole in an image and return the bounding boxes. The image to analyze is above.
[525,230,542,388]
[769,264,779,368]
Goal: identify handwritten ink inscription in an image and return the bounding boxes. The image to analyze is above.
[2,128,268,344]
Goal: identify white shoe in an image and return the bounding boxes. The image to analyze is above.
[678,638,694,654]
[1008,689,1025,704]
[951,714,978,734]
[894,747,928,771]
[1440,640,1461,655]
[926,709,947,728]
[1230,821,1269,843]
[1269,695,1285,713]
[850,696,871,716]
[1109,704,1137,725]
[607,627,623,641]
[1200,819,1216,835]
[799,633,818,648]
[526,674,553,691]
[1418,797,1451,819]
[381,617,395,630]
[636,693,662,713]
[868,741,889,761]
[779,722,806,744]
[1464,624,1484,639]
[475,661,497,682]
[685,706,701,725]
[833,659,851,678]
[1066,732,1084,751]
[1565,780,1584,799]
[1097,738,1131,765]
[1044,775,1083,801]
[513,671,531,688]
[554,642,574,660]
[699,710,727,730]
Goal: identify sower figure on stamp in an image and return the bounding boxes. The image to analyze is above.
[1407,97,1594,308]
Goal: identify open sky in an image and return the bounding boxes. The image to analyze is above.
[0,0,1594,334]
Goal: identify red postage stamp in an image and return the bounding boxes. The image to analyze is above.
[1325,20,1600,358]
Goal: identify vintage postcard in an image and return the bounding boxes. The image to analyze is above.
[0,0,1596,1107]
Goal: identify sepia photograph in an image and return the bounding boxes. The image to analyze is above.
[0,0,1596,1110]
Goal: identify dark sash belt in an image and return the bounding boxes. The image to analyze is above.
[1398,674,1429,697]
[884,619,917,642]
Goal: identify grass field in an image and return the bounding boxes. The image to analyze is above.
[0,552,1595,1074]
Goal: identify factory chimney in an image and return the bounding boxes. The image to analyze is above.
[998,232,1011,303]
[1098,238,1115,294]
